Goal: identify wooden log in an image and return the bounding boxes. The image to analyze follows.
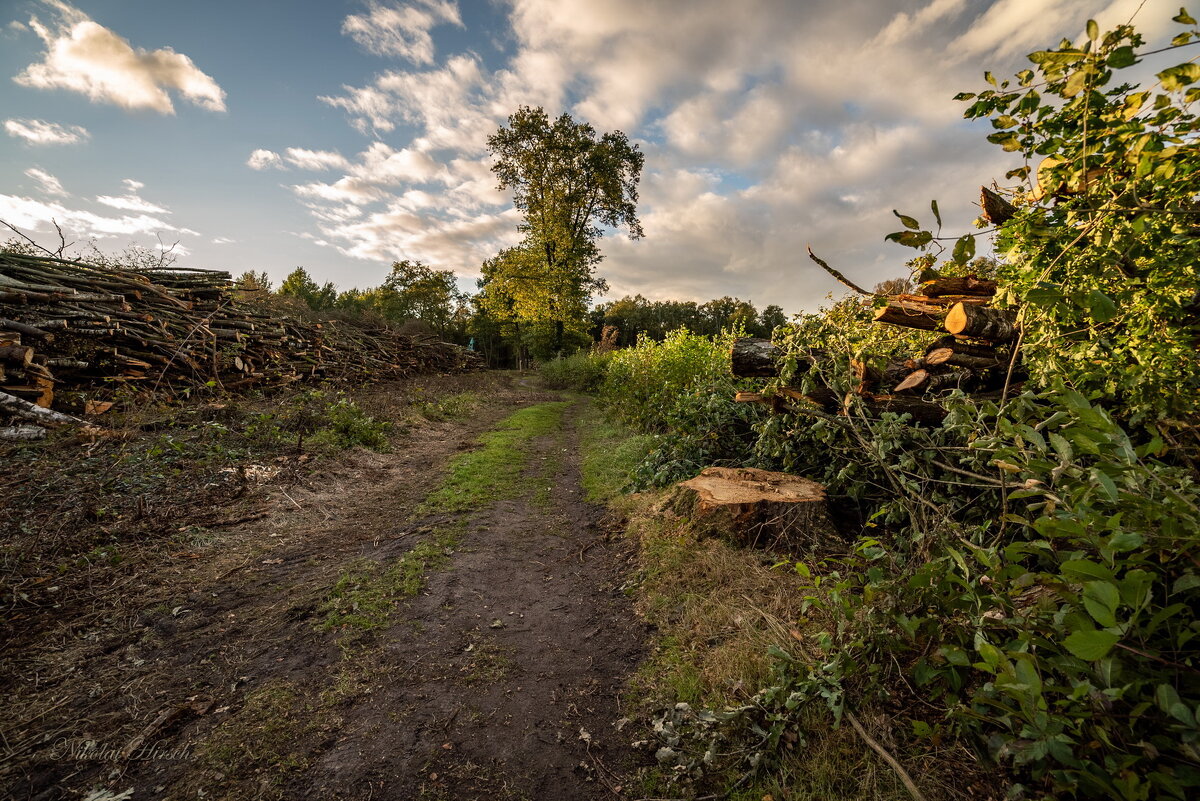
[0,318,53,340]
[895,293,991,307]
[668,466,836,550]
[873,301,944,331]
[918,277,998,298]
[894,369,930,392]
[858,394,948,425]
[923,335,997,359]
[731,338,781,377]
[0,345,34,366]
[925,347,1004,370]
[730,338,823,378]
[0,424,46,441]
[980,186,1016,225]
[0,389,83,426]
[945,303,1020,342]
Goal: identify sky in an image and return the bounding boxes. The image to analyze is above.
[0,0,1185,314]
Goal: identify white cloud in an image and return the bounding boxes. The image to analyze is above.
[247,149,284,170]
[212,236,235,244]
[14,1,226,114]
[4,117,89,145]
[342,0,463,64]
[0,193,182,240]
[96,194,168,214]
[284,148,352,171]
[25,167,68,196]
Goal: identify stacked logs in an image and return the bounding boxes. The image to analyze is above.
[0,252,482,438]
[731,274,1020,426]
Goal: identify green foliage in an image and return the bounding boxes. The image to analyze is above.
[598,328,762,486]
[249,390,391,452]
[485,105,644,353]
[591,294,788,347]
[539,351,613,392]
[278,266,337,310]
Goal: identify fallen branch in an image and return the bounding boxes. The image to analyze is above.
[0,389,84,426]
[807,246,879,297]
[845,709,928,801]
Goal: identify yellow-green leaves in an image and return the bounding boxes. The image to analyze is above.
[1063,629,1120,660]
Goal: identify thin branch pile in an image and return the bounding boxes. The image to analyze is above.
[0,252,482,438]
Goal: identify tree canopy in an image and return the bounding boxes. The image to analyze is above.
[486,106,644,353]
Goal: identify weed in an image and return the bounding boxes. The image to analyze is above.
[201,680,311,780]
[414,390,481,421]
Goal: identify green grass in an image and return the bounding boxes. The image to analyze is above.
[576,401,652,504]
[202,680,312,780]
[415,390,481,421]
[318,526,462,632]
[420,401,571,513]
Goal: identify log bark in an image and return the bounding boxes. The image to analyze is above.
[945,303,1020,342]
[0,389,84,426]
[857,394,948,425]
[668,467,836,549]
[730,338,823,378]
[873,301,944,332]
[918,277,998,298]
[731,338,783,377]
[980,186,1016,225]
[0,345,33,366]
[925,347,1004,370]
[923,335,997,359]
[0,424,46,441]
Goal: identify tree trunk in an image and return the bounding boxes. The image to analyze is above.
[945,303,1020,342]
[873,301,944,331]
[668,467,835,550]
[918,276,998,298]
[731,338,782,377]
[925,347,1004,370]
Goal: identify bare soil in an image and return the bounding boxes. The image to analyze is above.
[1,373,648,800]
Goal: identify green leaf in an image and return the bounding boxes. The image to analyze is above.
[1108,46,1138,68]
[884,230,933,249]
[893,209,921,230]
[1172,573,1200,594]
[1087,19,1099,42]
[1107,530,1144,552]
[1159,63,1200,91]
[952,234,976,265]
[930,199,942,229]
[1061,559,1114,581]
[1174,8,1197,25]
[1063,69,1090,98]
[1091,468,1120,502]
[1086,290,1118,323]
[1063,629,1120,660]
[1082,581,1120,627]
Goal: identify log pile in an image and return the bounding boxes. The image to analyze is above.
[731,272,1021,426]
[0,252,482,437]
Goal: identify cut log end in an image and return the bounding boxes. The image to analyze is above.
[669,467,836,550]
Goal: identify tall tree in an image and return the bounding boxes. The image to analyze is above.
[487,106,644,351]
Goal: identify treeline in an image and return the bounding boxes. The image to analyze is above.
[249,264,790,366]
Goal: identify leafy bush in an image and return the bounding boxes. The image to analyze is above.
[539,351,612,391]
[248,390,392,452]
[598,328,764,486]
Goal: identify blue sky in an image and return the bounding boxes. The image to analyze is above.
[0,0,1184,313]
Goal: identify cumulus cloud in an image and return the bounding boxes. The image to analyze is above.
[286,0,1183,307]
[14,0,226,114]
[284,148,352,171]
[342,0,463,64]
[0,194,184,240]
[4,117,89,145]
[25,167,68,196]
[247,149,284,170]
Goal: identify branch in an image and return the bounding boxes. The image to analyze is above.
[807,246,880,297]
[845,709,928,801]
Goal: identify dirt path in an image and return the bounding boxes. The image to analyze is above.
[2,379,648,800]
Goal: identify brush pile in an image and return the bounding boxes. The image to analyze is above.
[0,252,482,439]
[732,272,1021,426]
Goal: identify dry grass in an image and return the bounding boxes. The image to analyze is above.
[620,494,959,801]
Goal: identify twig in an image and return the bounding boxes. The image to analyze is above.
[844,709,927,801]
[807,245,879,297]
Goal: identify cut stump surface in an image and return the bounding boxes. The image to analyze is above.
[670,466,834,549]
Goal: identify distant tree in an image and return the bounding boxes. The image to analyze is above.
[237,270,272,292]
[873,276,915,295]
[759,304,787,335]
[487,106,644,352]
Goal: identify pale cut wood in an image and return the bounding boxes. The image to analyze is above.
[669,466,835,549]
[0,424,46,440]
[945,303,1019,341]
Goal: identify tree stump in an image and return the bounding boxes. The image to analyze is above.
[668,467,835,550]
